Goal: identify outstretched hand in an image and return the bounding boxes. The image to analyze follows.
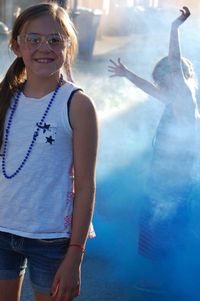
[108,58,128,78]
[172,6,190,27]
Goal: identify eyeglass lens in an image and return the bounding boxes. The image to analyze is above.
[18,33,68,51]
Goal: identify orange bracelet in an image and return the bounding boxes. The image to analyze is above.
[69,244,85,253]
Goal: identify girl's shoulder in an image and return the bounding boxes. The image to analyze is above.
[69,88,96,112]
[68,88,97,129]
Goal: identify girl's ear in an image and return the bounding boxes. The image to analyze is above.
[11,39,22,57]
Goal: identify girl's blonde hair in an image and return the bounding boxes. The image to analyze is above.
[152,56,197,90]
[0,3,78,150]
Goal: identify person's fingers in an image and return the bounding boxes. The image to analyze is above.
[108,69,120,74]
[72,285,80,298]
[109,59,118,66]
[107,70,117,75]
[50,274,60,298]
[107,65,117,70]
[53,278,80,301]
[54,286,73,301]
[182,6,190,15]
[55,284,80,301]
[180,6,190,18]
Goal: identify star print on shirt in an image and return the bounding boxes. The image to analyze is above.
[46,136,55,145]
[36,122,51,133]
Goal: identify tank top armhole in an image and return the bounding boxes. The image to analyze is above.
[67,89,83,129]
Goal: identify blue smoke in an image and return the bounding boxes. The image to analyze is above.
[76,7,200,301]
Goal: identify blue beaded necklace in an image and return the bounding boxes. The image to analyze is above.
[2,74,63,179]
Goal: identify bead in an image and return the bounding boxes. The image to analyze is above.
[2,74,63,179]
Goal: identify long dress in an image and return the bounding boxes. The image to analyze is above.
[138,96,197,261]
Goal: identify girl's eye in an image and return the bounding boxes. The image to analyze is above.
[48,37,62,45]
[26,35,41,44]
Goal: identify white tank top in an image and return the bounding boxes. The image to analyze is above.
[0,82,95,239]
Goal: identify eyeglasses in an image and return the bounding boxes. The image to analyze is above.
[17,33,70,51]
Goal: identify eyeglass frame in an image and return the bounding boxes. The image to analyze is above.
[16,32,71,51]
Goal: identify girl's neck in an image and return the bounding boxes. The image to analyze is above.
[23,74,65,99]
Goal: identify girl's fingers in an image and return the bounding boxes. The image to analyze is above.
[180,6,190,18]
[108,71,117,75]
[55,283,79,301]
[107,66,117,70]
[51,276,59,297]
[54,284,72,301]
[108,58,124,77]
[108,68,120,74]
[108,71,119,75]
[182,6,190,14]
[72,285,80,297]
[56,291,72,301]
[109,59,118,67]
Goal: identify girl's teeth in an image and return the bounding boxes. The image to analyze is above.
[36,59,52,63]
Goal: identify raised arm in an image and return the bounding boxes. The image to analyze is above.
[108,58,164,102]
[168,6,190,78]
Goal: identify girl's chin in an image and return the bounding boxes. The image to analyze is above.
[27,70,61,79]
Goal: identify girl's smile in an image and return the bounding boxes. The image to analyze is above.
[34,58,55,63]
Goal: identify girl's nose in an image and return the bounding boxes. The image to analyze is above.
[37,40,52,51]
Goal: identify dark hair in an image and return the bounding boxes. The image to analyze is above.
[0,3,78,150]
[152,56,196,89]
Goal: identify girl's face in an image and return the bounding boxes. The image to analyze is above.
[13,14,68,82]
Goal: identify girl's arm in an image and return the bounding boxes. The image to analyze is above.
[168,6,190,80]
[108,58,165,102]
[51,91,98,301]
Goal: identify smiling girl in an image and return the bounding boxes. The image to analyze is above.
[0,3,98,301]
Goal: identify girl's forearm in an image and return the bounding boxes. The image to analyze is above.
[69,184,96,248]
[125,70,161,99]
[125,69,146,86]
[63,184,95,266]
[169,26,181,61]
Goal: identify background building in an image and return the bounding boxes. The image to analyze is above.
[0,0,41,27]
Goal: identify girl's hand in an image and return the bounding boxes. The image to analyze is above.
[51,252,82,301]
[108,58,128,77]
[172,6,190,28]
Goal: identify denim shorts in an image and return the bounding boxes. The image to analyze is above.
[0,231,70,294]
